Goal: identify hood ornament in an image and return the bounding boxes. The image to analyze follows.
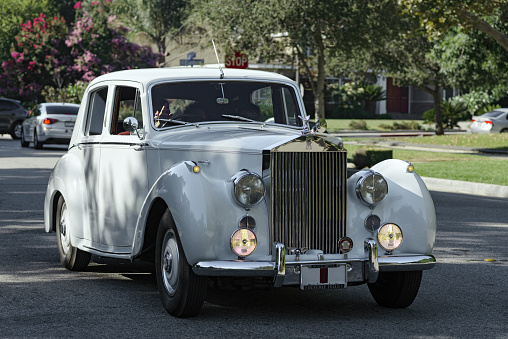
[299,112,311,134]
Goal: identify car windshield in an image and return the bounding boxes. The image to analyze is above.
[46,105,79,115]
[151,81,302,129]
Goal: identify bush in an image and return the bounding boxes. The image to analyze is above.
[378,121,421,130]
[349,120,368,130]
[423,100,469,128]
[352,147,393,169]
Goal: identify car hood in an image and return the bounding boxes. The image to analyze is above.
[153,124,303,154]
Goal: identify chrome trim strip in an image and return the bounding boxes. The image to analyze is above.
[364,239,379,283]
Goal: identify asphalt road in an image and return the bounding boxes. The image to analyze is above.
[0,136,507,338]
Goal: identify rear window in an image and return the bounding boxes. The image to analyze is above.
[482,111,504,118]
[46,105,79,115]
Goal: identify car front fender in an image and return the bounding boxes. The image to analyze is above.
[132,161,264,265]
[346,159,436,256]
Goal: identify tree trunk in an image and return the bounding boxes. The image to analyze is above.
[313,27,326,121]
[432,86,444,135]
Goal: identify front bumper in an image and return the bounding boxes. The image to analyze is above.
[192,239,436,287]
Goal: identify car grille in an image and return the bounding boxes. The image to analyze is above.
[270,138,347,254]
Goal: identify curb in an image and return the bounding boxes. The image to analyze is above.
[421,177,508,199]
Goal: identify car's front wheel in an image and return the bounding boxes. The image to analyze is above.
[368,270,422,308]
[33,130,43,149]
[55,196,91,271]
[155,210,208,317]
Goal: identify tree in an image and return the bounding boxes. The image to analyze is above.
[193,0,397,121]
[400,0,508,53]
[113,0,189,60]
[0,0,56,62]
[0,14,70,102]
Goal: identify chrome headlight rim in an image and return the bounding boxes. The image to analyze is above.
[377,223,403,252]
[355,170,388,207]
[231,170,265,208]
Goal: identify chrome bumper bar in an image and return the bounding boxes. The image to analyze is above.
[192,240,436,285]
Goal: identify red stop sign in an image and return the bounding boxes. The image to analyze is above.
[225,51,248,69]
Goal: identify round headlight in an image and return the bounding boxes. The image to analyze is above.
[232,171,265,208]
[355,171,388,207]
[231,228,257,257]
[377,223,403,251]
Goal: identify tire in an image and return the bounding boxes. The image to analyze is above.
[501,129,508,133]
[20,127,29,147]
[34,130,43,149]
[368,271,422,308]
[55,196,91,271]
[155,209,208,317]
[10,121,22,139]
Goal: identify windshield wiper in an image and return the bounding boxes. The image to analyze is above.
[221,114,255,122]
[155,119,197,127]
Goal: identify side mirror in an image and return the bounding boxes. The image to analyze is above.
[123,116,139,132]
[123,117,144,139]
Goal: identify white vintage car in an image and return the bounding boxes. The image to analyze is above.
[44,67,436,317]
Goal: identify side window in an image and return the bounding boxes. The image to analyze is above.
[111,86,142,135]
[0,100,9,111]
[33,106,42,117]
[85,87,108,136]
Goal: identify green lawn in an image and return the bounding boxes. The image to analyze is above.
[344,144,508,186]
[326,119,426,132]
[381,133,508,150]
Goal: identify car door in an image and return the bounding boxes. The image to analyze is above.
[79,85,109,246]
[97,82,149,251]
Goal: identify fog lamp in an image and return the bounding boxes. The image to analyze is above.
[377,223,403,251]
[231,228,257,257]
[355,171,388,207]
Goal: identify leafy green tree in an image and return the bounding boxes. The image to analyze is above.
[193,0,396,120]
[400,0,508,53]
[113,0,189,60]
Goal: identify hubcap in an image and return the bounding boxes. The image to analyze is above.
[161,232,179,296]
[14,124,22,138]
[59,202,71,255]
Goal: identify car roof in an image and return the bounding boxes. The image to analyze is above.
[0,98,21,104]
[39,103,80,106]
[88,67,295,87]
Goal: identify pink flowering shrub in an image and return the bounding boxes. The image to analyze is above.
[1,0,160,103]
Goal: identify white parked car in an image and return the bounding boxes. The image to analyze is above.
[44,68,436,317]
[470,108,508,133]
[21,103,80,148]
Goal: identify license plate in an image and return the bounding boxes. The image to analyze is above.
[300,264,347,290]
[65,121,75,127]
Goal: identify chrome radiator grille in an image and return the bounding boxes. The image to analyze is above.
[270,149,347,254]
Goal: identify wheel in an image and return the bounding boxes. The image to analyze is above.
[33,129,43,149]
[20,127,29,147]
[55,196,91,271]
[10,121,22,139]
[155,210,208,317]
[501,129,508,133]
[368,271,422,308]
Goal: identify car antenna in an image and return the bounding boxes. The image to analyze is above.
[212,40,224,79]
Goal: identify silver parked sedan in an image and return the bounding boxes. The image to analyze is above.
[471,108,508,133]
[21,103,80,149]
